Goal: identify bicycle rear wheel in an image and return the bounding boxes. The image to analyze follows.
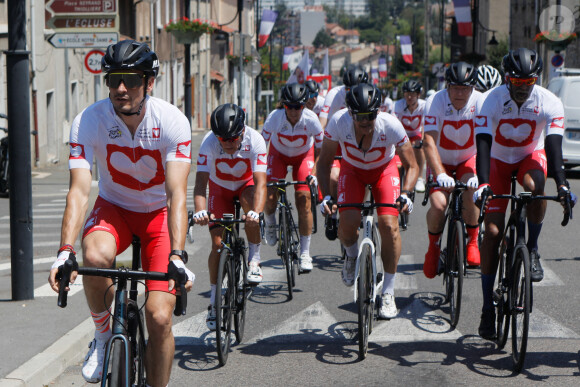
[234,239,248,344]
[357,244,373,360]
[446,220,464,328]
[215,249,234,366]
[495,236,510,349]
[107,339,126,387]
[280,208,293,300]
[511,245,531,373]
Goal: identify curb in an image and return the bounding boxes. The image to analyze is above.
[0,318,93,387]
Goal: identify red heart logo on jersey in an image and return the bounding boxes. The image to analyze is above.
[496,118,536,146]
[69,143,85,159]
[401,116,421,131]
[344,142,386,163]
[215,158,252,181]
[277,132,307,148]
[439,120,474,150]
[106,144,165,190]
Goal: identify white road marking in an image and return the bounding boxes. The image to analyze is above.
[31,172,52,179]
[1,214,63,220]
[533,262,564,287]
[396,254,419,289]
[35,276,84,297]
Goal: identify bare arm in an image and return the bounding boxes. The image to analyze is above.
[423,131,446,177]
[316,137,339,198]
[398,142,419,192]
[165,161,191,253]
[252,171,267,213]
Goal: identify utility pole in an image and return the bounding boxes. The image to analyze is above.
[424,0,431,90]
[7,0,33,300]
[238,0,244,107]
[184,0,192,124]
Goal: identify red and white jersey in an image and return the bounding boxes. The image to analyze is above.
[475,85,565,164]
[69,96,191,213]
[197,126,267,191]
[393,98,426,138]
[324,110,408,171]
[380,97,394,114]
[423,89,483,166]
[262,108,323,157]
[320,85,347,120]
[311,95,325,116]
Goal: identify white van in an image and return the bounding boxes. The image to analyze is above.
[547,73,580,169]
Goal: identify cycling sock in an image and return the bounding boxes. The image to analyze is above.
[265,211,276,226]
[210,284,216,305]
[466,224,479,245]
[300,235,311,255]
[382,272,396,295]
[526,221,543,252]
[91,309,112,341]
[481,273,496,311]
[248,242,260,263]
[344,243,358,259]
[428,231,442,247]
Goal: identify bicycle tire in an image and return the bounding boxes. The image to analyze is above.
[357,244,372,360]
[495,236,511,349]
[215,249,234,366]
[107,339,126,387]
[511,245,531,373]
[289,212,299,285]
[127,300,146,386]
[280,208,293,300]
[234,239,248,344]
[447,220,464,328]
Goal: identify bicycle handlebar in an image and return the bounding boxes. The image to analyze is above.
[422,180,469,206]
[267,178,319,234]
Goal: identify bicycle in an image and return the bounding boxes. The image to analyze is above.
[266,178,318,300]
[422,175,468,328]
[0,113,9,197]
[57,236,188,386]
[478,177,571,372]
[396,140,422,231]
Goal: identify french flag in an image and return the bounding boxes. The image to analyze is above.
[378,56,387,78]
[258,9,278,48]
[371,67,379,84]
[282,47,293,70]
[453,0,472,36]
[400,35,413,64]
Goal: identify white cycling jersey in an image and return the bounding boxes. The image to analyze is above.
[423,89,483,166]
[311,95,325,116]
[262,108,323,157]
[393,98,426,137]
[69,96,191,213]
[197,126,267,191]
[475,84,565,164]
[380,97,394,114]
[320,86,347,120]
[324,110,408,171]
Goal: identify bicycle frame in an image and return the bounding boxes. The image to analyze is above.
[353,210,382,305]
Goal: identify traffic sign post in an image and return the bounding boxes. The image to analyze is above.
[45,0,119,34]
[48,32,118,48]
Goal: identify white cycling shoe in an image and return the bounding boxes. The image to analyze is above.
[82,338,107,383]
[247,261,263,284]
[379,293,398,319]
[206,305,217,331]
[265,224,278,246]
[415,178,426,193]
[299,253,313,272]
[341,257,356,287]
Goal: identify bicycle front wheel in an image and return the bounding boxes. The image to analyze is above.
[107,339,126,387]
[280,208,293,300]
[234,239,248,344]
[495,235,511,349]
[357,244,373,360]
[127,300,146,386]
[511,245,531,373]
[447,220,465,328]
[216,249,234,366]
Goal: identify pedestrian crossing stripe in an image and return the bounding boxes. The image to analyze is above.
[34,276,84,298]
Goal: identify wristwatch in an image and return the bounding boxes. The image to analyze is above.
[169,249,188,264]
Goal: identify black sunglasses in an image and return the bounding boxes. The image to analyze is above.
[352,111,378,122]
[284,103,304,110]
[105,73,146,89]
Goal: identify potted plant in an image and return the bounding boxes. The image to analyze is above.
[534,31,577,51]
[164,17,215,44]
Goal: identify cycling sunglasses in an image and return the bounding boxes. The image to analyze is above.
[352,111,378,122]
[105,73,146,89]
[508,77,537,87]
[284,103,304,110]
[308,92,318,99]
[217,133,242,143]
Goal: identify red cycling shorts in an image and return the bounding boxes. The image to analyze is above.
[267,145,314,192]
[337,158,400,216]
[426,154,477,194]
[208,178,254,224]
[488,150,547,213]
[82,196,174,294]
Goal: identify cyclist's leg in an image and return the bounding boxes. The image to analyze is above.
[264,148,288,246]
[240,183,264,283]
[425,188,448,278]
[458,155,481,266]
[412,137,426,192]
[293,149,315,268]
[377,214,400,318]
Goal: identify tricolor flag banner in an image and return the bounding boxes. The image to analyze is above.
[399,35,413,64]
[378,56,387,78]
[453,0,473,36]
[323,49,329,75]
[282,47,293,70]
[287,49,310,84]
[258,9,278,47]
[371,67,379,84]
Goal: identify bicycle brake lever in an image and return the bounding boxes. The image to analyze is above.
[57,255,78,308]
[173,267,187,316]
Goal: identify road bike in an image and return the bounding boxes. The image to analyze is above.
[479,177,571,372]
[57,236,188,386]
[422,176,468,328]
[396,140,422,230]
[0,113,9,197]
[266,178,318,300]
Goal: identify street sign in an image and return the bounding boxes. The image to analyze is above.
[45,0,116,13]
[48,33,118,48]
[552,54,564,68]
[45,0,119,33]
[85,50,105,74]
[48,16,117,30]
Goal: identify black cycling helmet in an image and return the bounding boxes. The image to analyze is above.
[402,79,423,93]
[346,83,381,114]
[502,48,543,78]
[210,104,246,140]
[102,40,159,77]
[445,61,477,86]
[281,82,308,105]
[476,65,503,91]
[343,66,369,87]
[304,80,319,95]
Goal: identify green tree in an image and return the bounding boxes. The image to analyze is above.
[485,38,509,69]
[312,29,336,48]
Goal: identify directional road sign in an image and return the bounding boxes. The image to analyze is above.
[45,0,118,33]
[48,32,118,49]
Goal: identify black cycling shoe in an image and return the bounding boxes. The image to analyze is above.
[478,309,497,341]
[530,249,544,282]
[325,217,338,241]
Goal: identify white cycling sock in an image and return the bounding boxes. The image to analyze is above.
[344,243,358,259]
[91,309,112,341]
[300,235,311,255]
[248,242,260,263]
[210,284,216,305]
[382,272,396,295]
[265,211,276,226]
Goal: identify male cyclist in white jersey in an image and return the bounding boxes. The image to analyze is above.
[473,48,577,340]
[318,83,418,319]
[262,83,323,271]
[192,104,267,331]
[48,40,194,386]
[304,79,325,116]
[380,89,394,114]
[422,62,484,278]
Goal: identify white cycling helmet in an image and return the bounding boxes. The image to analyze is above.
[476,65,502,92]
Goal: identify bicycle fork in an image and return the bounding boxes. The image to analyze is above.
[353,216,383,308]
[102,282,131,386]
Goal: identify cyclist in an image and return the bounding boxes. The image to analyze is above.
[475,64,503,93]
[393,79,427,193]
[380,89,394,114]
[473,48,577,340]
[304,79,325,116]
[318,83,418,319]
[261,83,323,271]
[47,40,194,386]
[192,103,267,330]
[422,61,484,278]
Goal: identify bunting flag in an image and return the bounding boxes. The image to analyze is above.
[453,0,473,36]
[378,55,387,78]
[258,9,278,47]
[287,49,310,84]
[399,35,413,64]
[371,67,379,85]
[282,47,293,70]
[323,49,329,75]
